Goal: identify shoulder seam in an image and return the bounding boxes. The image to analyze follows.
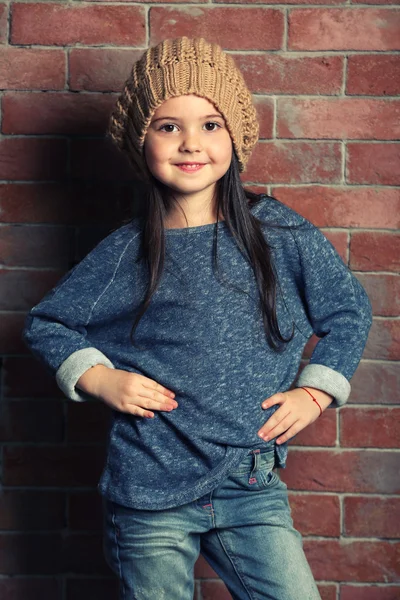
[87,230,141,324]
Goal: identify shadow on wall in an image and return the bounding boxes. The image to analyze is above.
[1,112,152,598]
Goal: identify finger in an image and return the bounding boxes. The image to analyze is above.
[122,403,155,419]
[130,395,177,412]
[258,407,291,438]
[140,377,176,398]
[136,389,178,408]
[258,411,294,441]
[276,421,303,444]
[262,392,286,410]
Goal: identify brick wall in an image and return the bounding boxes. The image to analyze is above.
[0,1,399,599]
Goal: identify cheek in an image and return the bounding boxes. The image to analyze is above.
[218,135,233,161]
[219,142,233,168]
[145,140,170,167]
[143,145,162,177]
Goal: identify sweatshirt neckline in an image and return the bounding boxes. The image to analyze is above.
[163,196,267,235]
[164,219,228,235]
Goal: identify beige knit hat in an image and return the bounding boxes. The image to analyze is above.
[108,36,259,176]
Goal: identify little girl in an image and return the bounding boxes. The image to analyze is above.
[23,37,372,600]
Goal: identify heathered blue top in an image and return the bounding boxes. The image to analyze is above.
[22,195,372,510]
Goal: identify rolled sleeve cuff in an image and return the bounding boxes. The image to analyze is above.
[296,363,351,408]
[56,347,115,402]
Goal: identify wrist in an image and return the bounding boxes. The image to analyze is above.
[76,364,111,398]
[299,386,333,415]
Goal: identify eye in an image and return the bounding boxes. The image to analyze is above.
[158,121,222,133]
[159,123,178,133]
[204,122,221,131]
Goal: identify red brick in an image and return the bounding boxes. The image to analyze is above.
[67,401,112,443]
[0,400,63,443]
[0,225,74,268]
[280,449,400,493]
[0,578,62,599]
[234,53,343,94]
[69,48,143,92]
[278,98,400,140]
[0,268,64,310]
[0,534,61,575]
[0,490,65,530]
[245,141,342,184]
[346,143,400,186]
[0,184,75,224]
[353,0,399,4]
[253,97,274,139]
[0,47,65,90]
[288,9,400,51]
[85,0,202,2]
[0,183,133,226]
[2,92,117,135]
[3,445,105,487]
[344,496,400,538]
[350,231,400,272]
[11,3,145,46]
[0,2,7,44]
[275,187,400,229]
[318,586,337,600]
[304,539,400,582]
[340,407,400,448]
[288,493,340,536]
[341,585,400,599]
[246,185,269,197]
[288,406,336,447]
[150,7,284,50]
[347,54,400,96]
[71,138,135,182]
[200,580,231,600]
[0,313,27,355]
[363,319,400,360]
[349,361,400,404]
[68,492,103,531]
[356,274,400,317]
[3,357,62,399]
[66,578,118,600]
[0,138,67,181]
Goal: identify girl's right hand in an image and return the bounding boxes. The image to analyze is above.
[76,365,178,418]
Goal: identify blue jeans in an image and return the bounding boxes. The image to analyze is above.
[102,446,321,600]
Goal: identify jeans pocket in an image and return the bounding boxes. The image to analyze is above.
[257,464,281,488]
[257,450,288,490]
[255,448,280,488]
[226,446,283,491]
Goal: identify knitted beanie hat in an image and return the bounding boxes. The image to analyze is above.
[108,36,259,176]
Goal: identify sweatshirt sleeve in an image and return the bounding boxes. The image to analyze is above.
[22,225,138,402]
[274,201,373,408]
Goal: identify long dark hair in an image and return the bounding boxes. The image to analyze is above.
[129,151,294,352]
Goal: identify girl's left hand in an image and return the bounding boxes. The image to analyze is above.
[258,387,333,445]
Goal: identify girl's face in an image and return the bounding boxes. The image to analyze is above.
[144,94,233,205]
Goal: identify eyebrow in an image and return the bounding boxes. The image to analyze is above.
[151,114,224,124]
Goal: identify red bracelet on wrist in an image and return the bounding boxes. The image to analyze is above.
[300,386,323,417]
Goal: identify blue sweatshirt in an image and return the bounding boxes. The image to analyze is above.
[22,195,372,510]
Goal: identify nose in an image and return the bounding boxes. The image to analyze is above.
[179,129,202,153]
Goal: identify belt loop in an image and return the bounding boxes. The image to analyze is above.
[248,449,260,484]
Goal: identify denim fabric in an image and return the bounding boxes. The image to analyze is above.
[103,446,321,600]
[22,195,372,510]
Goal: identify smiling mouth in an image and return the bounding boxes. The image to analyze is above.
[175,164,206,171]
